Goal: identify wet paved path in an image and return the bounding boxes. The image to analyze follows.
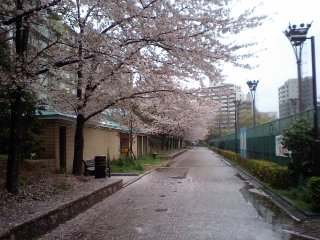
[41,148,319,240]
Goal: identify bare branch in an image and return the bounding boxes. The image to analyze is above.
[2,0,62,25]
[101,0,159,34]
[36,54,95,75]
[28,39,59,65]
[85,89,177,121]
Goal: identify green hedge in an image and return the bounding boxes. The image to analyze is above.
[211,147,240,164]
[244,159,292,188]
[307,177,320,211]
[211,147,292,189]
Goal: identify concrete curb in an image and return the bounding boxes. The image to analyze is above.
[123,149,189,188]
[166,149,188,159]
[111,173,139,177]
[0,179,123,240]
[213,152,317,221]
[122,168,157,188]
[0,150,189,239]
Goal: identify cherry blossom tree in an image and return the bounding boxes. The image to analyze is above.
[0,0,62,193]
[103,89,217,153]
[1,0,265,180]
[40,0,264,175]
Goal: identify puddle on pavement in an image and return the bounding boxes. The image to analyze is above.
[156,167,171,172]
[235,173,250,182]
[169,176,185,179]
[240,183,293,225]
[155,208,168,213]
[237,175,315,240]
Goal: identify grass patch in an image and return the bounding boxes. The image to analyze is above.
[275,187,313,213]
[110,155,167,174]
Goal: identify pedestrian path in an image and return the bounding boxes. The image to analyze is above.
[0,149,187,240]
[40,147,291,240]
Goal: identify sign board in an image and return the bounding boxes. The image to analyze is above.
[121,148,128,153]
[240,128,247,159]
[275,135,291,157]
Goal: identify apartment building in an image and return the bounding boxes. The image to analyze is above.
[278,77,313,118]
[208,83,245,133]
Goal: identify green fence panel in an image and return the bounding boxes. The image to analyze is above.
[209,107,319,165]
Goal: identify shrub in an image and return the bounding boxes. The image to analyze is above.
[242,159,292,188]
[282,119,315,180]
[307,177,320,211]
[267,165,293,188]
[213,148,240,164]
[212,148,292,189]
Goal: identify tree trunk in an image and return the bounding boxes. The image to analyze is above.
[6,90,23,193]
[160,134,165,150]
[6,1,25,193]
[127,121,136,161]
[72,114,85,175]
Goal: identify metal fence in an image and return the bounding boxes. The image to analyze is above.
[210,107,319,165]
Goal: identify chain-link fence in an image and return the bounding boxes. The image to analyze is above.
[210,107,319,165]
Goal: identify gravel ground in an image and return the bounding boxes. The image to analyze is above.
[0,161,135,236]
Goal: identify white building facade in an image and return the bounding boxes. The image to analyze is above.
[278,77,313,118]
[209,83,245,133]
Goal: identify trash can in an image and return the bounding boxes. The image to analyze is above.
[95,156,107,178]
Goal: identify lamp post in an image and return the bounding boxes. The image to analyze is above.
[310,35,320,176]
[247,80,259,127]
[310,36,319,139]
[233,100,241,153]
[285,22,320,175]
[284,23,311,113]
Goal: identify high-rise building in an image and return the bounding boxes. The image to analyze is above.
[278,77,313,118]
[208,83,245,133]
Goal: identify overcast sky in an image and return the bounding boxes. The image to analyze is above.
[222,0,320,115]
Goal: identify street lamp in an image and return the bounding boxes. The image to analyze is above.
[285,22,320,175]
[247,80,259,127]
[233,100,241,153]
[284,23,312,113]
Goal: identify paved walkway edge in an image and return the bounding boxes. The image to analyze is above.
[214,152,309,221]
[167,149,188,159]
[0,179,123,240]
[123,149,189,188]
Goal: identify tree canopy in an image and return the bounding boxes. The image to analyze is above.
[1,0,266,186]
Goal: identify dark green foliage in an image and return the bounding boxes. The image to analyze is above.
[307,177,320,211]
[244,159,292,188]
[282,119,315,182]
[276,186,313,213]
[0,89,44,158]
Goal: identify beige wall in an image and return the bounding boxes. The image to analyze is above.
[36,119,75,172]
[83,126,120,161]
[64,123,75,173]
[37,118,152,173]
